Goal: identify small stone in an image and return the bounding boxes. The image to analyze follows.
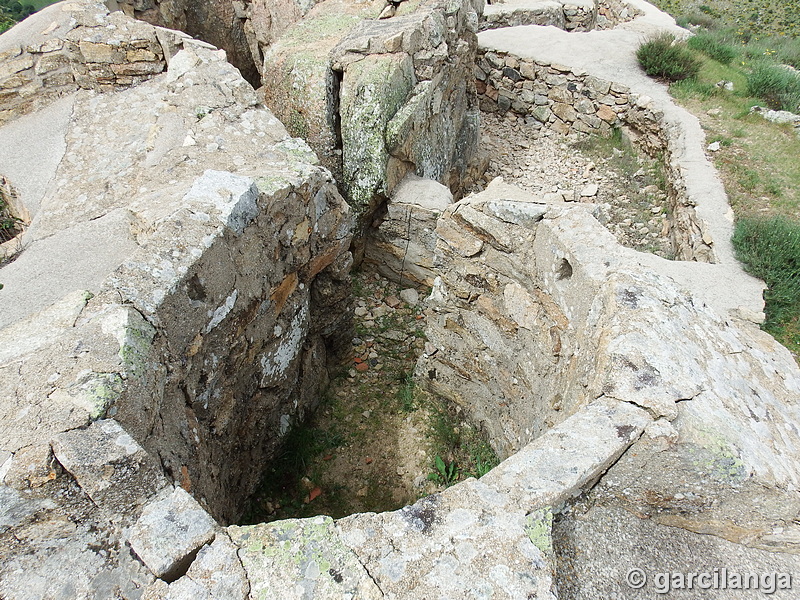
[580,184,599,197]
[399,288,419,305]
[707,141,721,152]
[385,296,401,308]
[354,306,368,317]
[355,362,369,372]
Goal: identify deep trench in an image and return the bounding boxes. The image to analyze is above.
[238,266,499,524]
[106,1,679,527]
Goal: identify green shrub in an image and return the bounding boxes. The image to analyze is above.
[637,34,702,82]
[687,31,738,64]
[746,62,800,112]
[732,216,800,333]
[0,12,15,32]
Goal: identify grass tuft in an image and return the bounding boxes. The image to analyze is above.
[688,31,739,64]
[637,33,702,82]
[746,62,800,112]
[732,216,800,354]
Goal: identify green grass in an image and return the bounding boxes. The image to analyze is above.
[646,1,800,358]
[29,0,58,9]
[746,61,800,111]
[0,13,14,33]
[652,0,800,38]
[732,217,800,354]
[688,30,739,64]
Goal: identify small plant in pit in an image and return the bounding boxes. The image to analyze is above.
[637,33,702,82]
[428,455,458,486]
[425,396,499,487]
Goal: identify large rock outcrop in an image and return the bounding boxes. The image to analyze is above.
[0,4,352,583]
[261,0,485,244]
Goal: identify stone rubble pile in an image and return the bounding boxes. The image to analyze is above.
[476,111,674,257]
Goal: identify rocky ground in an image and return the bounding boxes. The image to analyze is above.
[472,111,676,258]
[241,270,498,524]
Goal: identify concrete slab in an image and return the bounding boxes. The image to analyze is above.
[0,208,139,329]
[0,94,75,221]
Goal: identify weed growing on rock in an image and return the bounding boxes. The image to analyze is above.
[637,34,702,81]
[0,187,20,243]
[428,455,458,486]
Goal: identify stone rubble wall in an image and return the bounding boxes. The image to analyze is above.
[476,47,714,262]
[595,0,642,28]
[92,0,487,245]
[418,180,800,465]
[109,0,264,85]
[480,0,640,33]
[0,1,180,126]
[2,1,799,599]
[415,181,800,596]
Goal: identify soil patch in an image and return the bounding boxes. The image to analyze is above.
[241,269,498,524]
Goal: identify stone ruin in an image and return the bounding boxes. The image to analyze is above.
[0,0,798,598]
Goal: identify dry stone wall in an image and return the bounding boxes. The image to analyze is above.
[476,47,715,262]
[110,0,264,85]
[480,0,640,32]
[2,1,800,598]
[416,180,800,596]
[0,1,174,126]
